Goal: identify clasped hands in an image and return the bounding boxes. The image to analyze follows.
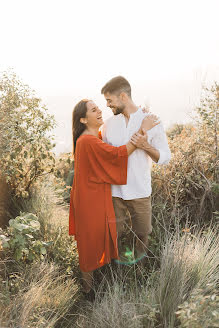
[130,111,160,149]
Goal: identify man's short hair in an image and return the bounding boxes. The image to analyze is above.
[101,76,131,97]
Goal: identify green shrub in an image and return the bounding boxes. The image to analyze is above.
[0,213,50,262]
[0,69,56,198]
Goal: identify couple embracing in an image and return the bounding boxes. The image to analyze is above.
[69,76,171,296]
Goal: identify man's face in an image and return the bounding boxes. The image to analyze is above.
[104,92,125,115]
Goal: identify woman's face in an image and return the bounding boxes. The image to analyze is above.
[85,101,103,128]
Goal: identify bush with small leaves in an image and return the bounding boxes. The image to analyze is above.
[0,69,56,198]
[0,213,50,262]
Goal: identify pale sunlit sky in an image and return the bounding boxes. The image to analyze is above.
[0,0,218,153]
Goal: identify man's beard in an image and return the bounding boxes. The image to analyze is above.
[113,105,125,115]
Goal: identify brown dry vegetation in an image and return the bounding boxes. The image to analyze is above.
[0,176,11,227]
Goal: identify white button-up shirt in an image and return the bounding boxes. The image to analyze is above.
[102,108,171,200]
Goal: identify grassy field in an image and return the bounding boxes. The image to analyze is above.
[0,176,218,328]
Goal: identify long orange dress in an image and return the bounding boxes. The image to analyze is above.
[69,134,128,272]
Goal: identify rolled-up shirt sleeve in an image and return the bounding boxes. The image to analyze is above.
[149,123,171,165]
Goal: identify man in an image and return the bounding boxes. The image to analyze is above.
[101,76,171,261]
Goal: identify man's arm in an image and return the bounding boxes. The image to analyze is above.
[131,124,171,164]
[131,129,160,162]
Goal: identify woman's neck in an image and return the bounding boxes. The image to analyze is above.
[82,127,99,137]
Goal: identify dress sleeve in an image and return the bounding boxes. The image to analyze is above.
[86,136,128,185]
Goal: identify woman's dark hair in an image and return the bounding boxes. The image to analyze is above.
[72,99,89,154]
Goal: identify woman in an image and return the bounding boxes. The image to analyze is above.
[69,99,158,295]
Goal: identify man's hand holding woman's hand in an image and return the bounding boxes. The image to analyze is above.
[131,113,160,150]
[131,129,148,149]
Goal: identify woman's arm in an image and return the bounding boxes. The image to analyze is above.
[140,114,160,133]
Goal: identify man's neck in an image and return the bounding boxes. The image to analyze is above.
[123,101,138,119]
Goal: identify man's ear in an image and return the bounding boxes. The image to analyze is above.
[80,117,87,124]
[120,92,128,102]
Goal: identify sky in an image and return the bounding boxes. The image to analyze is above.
[0,0,218,154]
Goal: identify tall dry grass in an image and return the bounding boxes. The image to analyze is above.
[77,228,219,328]
[0,262,79,328]
[157,229,219,327]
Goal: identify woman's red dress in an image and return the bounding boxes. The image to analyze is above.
[69,134,128,272]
